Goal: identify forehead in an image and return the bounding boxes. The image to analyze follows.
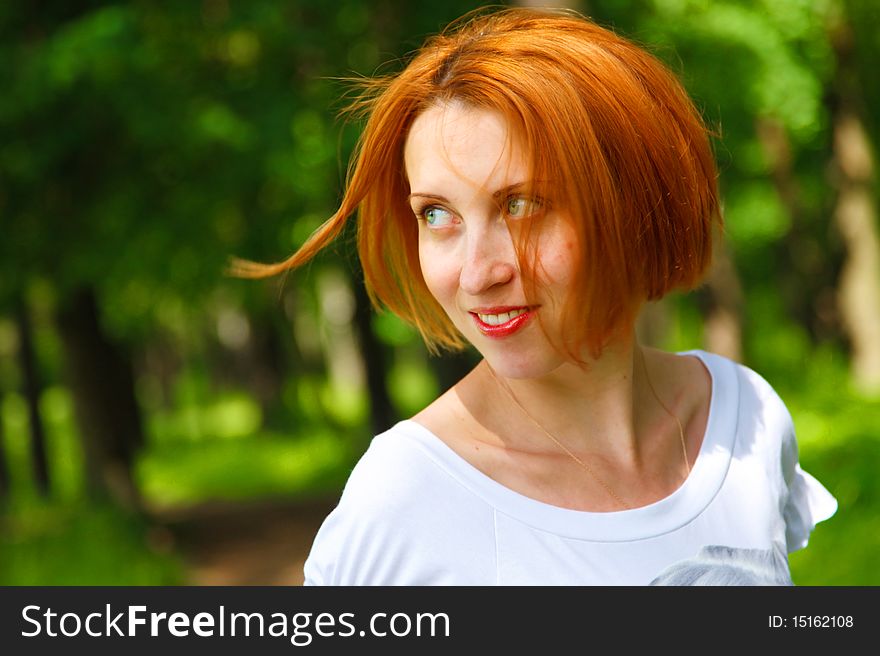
[404,102,527,194]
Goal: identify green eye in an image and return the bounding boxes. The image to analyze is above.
[423,206,454,227]
[506,196,541,218]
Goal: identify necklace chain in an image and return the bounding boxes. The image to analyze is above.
[485,347,689,511]
[639,347,691,478]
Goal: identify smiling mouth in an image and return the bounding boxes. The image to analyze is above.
[469,307,535,338]
[476,308,528,325]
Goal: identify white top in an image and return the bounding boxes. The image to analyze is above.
[303,350,837,585]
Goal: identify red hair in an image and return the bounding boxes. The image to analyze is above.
[233,7,720,359]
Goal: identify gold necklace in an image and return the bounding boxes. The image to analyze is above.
[639,346,691,478]
[484,347,690,511]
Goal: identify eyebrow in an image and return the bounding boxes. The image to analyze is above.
[407,181,539,204]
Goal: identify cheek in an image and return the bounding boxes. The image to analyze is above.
[535,227,579,288]
[557,239,579,284]
[418,240,459,306]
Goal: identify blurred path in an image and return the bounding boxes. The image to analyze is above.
[155,496,338,586]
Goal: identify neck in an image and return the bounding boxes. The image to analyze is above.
[475,338,669,469]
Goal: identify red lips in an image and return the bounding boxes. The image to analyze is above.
[469,306,535,338]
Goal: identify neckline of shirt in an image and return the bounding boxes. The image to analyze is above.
[393,349,739,542]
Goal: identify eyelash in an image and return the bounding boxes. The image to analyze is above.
[414,205,456,227]
[506,195,546,218]
[414,195,547,226]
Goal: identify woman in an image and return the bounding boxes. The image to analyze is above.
[236,7,836,585]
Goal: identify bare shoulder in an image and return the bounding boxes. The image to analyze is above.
[410,364,505,468]
[411,368,486,447]
[646,347,711,396]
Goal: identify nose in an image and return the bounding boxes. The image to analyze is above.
[458,221,517,296]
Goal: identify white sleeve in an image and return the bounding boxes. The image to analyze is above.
[301,437,418,586]
[780,416,838,553]
[301,471,427,586]
[301,430,496,585]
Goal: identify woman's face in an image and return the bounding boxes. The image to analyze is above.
[404,103,578,379]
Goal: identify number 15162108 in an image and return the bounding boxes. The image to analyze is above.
[769,615,854,629]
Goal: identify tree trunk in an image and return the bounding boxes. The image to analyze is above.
[55,286,144,508]
[757,117,841,343]
[700,229,744,362]
[349,267,397,436]
[248,312,286,419]
[14,294,51,496]
[831,112,880,392]
[829,18,880,394]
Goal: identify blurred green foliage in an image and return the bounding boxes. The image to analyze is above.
[0,500,183,585]
[780,349,880,585]
[1,0,879,585]
[3,346,875,584]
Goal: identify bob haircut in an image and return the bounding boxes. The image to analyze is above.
[234,7,721,360]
